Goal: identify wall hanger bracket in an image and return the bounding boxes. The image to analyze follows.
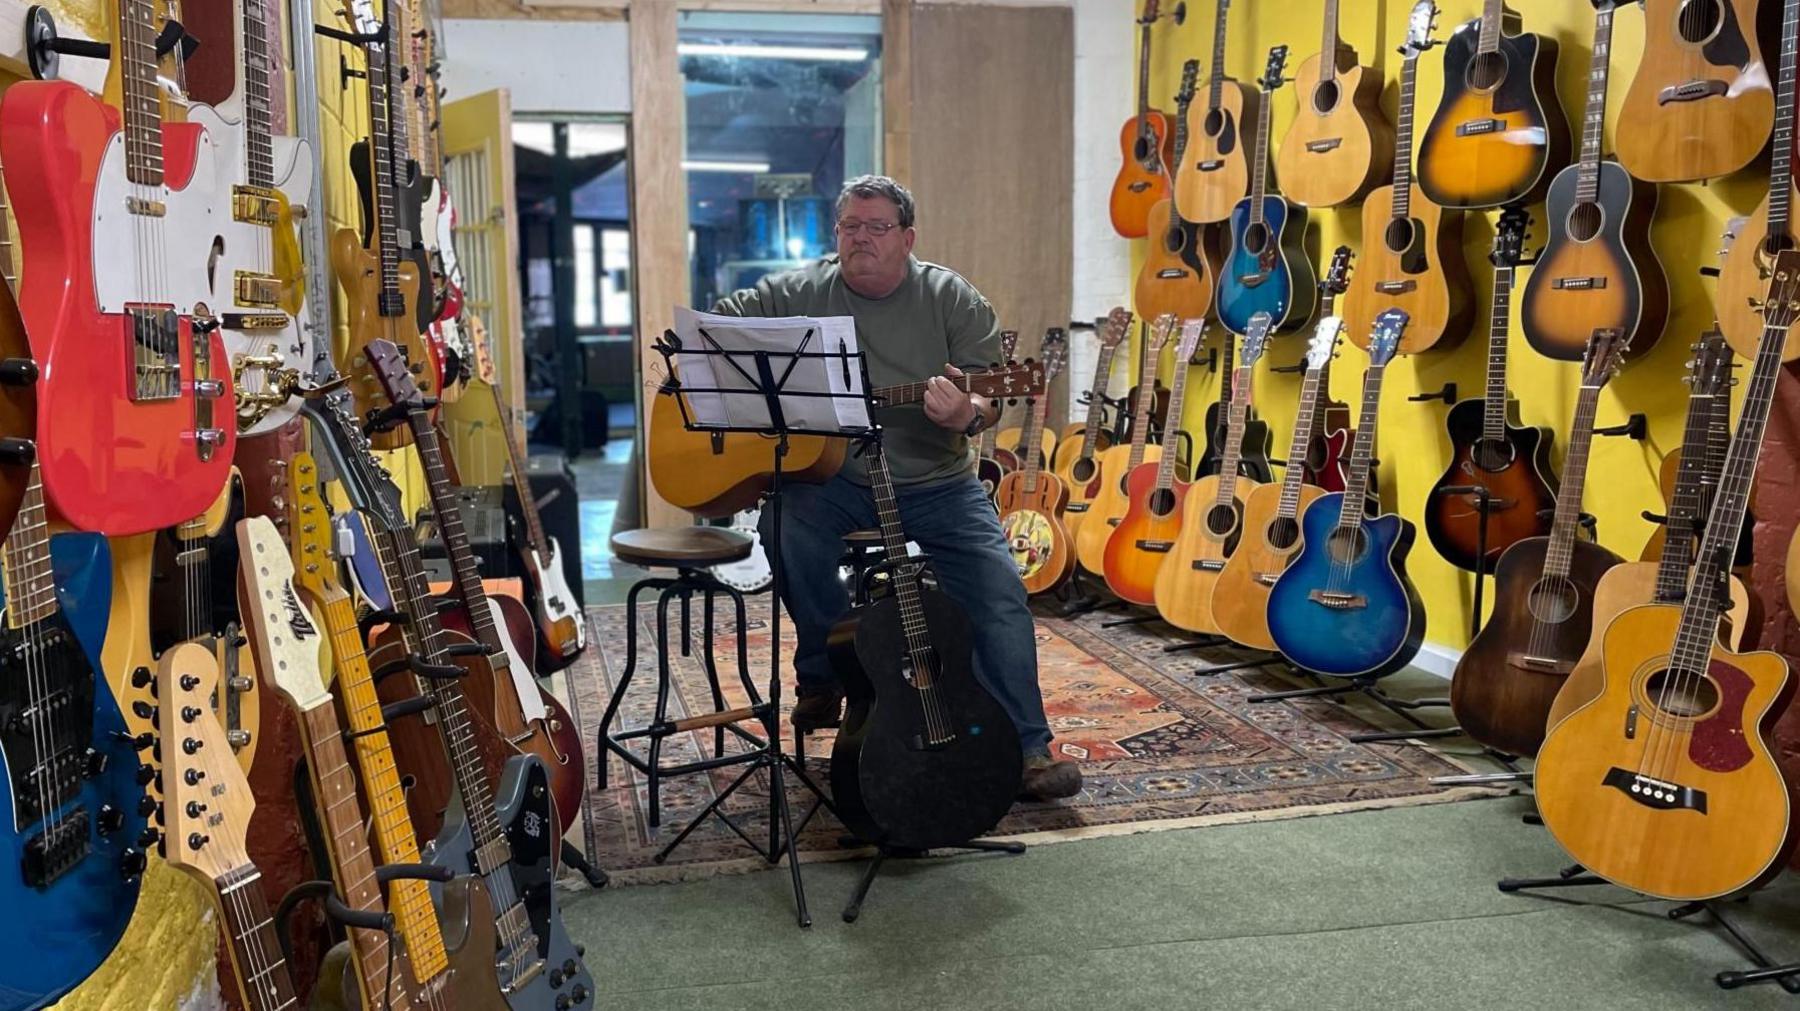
[1592,413,1647,440]
[1408,382,1457,405]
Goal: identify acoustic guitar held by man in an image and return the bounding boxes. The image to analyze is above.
[711,175,1081,802]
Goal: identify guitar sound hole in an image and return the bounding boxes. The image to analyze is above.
[1644,668,1720,718]
[1384,217,1415,255]
[1760,231,1795,259]
[1527,577,1579,624]
[1163,227,1185,254]
[1311,80,1340,115]
[1325,526,1367,566]
[1243,222,1270,256]
[1204,108,1226,137]
[1567,202,1604,243]
[1676,0,1724,44]
[1205,503,1238,538]
[1149,488,1178,517]
[1472,438,1516,472]
[1071,458,1096,483]
[1467,50,1509,92]
[1133,135,1155,163]
[1267,517,1300,551]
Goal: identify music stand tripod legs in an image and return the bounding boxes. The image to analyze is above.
[841,839,1026,923]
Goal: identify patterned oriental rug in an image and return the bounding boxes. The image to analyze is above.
[565,600,1499,884]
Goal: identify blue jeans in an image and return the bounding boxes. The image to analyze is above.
[760,472,1052,754]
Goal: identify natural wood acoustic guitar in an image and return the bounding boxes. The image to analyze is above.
[1276,0,1394,208]
[997,331,1073,594]
[1076,315,1175,576]
[1136,59,1221,324]
[1616,0,1776,183]
[1055,310,1131,543]
[1174,0,1254,224]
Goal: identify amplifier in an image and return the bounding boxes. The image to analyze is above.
[417,485,515,583]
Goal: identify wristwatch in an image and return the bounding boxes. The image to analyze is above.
[963,410,987,439]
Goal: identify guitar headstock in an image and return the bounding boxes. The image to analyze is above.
[1580,327,1632,387]
[1686,330,1735,396]
[298,389,409,538]
[1306,316,1346,371]
[1759,249,1800,330]
[1367,309,1410,367]
[1260,46,1289,93]
[1490,207,1530,268]
[1321,246,1353,298]
[237,516,329,716]
[1146,314,1178,355]
[1242,312,1273,368]
[157,642,255,882]
[365,339,427,415]
[964,360,1047,401]
[1039,329,1068,386]
[288,451,343,603]
[1177,59,1199,108]
[1139,0,1161,24]
[1174,318,1208,365]
[1100,308,1133,349]
[1401,0,1439,57]
[468,313,497,386]
[999,329,1020,364]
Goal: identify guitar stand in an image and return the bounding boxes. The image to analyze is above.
[1056,568,1117,617]
[1434,484,1496,639]
[840,840,1027,924]
[560,842,609,889]
[272,864,454,968]
[1187,649,1282,676]
[1247,672,1454,744]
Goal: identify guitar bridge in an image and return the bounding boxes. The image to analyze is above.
[1507,652,1574,675]
[1307,589,1366,609]
[1658,80,1727,105]
[222,313,290,331]
[231,185,282,227]
[1552,277,1607,291]
[1199,159,1223,171]
[1374,280,1417,295]
[233,271,284,309]
[128,306,182,402]
[1156,268,1189,280]
[1602,767,1707,813]
[1235,273,1268,287]
[1065,503,1089,514]
[1456,118,1505,136]
[1305,138,1342,153]
[192,321,221,459]
[1191,559,1225,573]
[22,808,89,888]
[1134,539,1174,553]
[1128,181,1151,193]
[1253,572,1280,586]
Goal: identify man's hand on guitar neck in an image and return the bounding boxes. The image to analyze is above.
[924,363,997,433]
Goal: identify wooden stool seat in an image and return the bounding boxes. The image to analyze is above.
[611,526,752,568]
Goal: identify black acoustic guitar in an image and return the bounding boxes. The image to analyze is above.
[1196,325,1274,483]
[829,439,1023,850]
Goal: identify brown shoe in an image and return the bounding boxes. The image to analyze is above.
[791,685,845,731]
[1019,753,1082,801]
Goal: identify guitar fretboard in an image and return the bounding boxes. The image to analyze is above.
[1277,362,1328,521]
[1206,0,1233,114]
[1574,6,1615,204]
[1541,376,1607,580]
[1477,0,1505,55]
[1317,0,1343,88]
[120,0,165,187]
[1153,338,1197,493]
[365,1,404,314]
[1389,49,1421,223]
[1654,340,1729,602]
[0,464,56,629]
[1482,264,1514,445]
[216,865,300,1011]
[1335,359,1388,531]
[1074,339,1123,464]
[1247,79,1275,227]
[242,0,277,189]
[1212,361,1255,509]
[1769,0,1800,235]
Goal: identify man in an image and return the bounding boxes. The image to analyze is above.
[711,175,1080,802]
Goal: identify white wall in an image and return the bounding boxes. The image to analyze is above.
[440,18,632,114]
[1069,0,1133,409]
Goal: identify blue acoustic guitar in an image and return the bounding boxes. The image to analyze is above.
[1267,309,1425,679]
[1217,45,1317,337]
[0,470,146,1010]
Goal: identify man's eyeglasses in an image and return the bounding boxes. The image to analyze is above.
[835,219,900,237]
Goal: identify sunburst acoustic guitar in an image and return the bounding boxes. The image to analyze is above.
[1076,315,1175,576]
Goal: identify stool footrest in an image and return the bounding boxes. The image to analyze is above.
[666,706,762,733]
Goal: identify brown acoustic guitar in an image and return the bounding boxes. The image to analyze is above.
[1547,332,1754,729]
[1136,59,1221,324]
[1076,315,1175,575]
[1210,316,1341,651]
[1174,0,1254,224]
[1341,0,1473,355]
[1616,0,1776,183]
[652,358,1045,518]
[1109,0,1180,238]
[1055,309,1132,542]
[1716,0,1800,361]
[1154,316,1267,631]
[1276,0,1394,208]
[998,330,1073,594]
[1449,327,1628,759]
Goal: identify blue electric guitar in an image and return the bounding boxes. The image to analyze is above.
[1217,45,1316,337]
[0,468,146,1010]
[1267,309,1424,679]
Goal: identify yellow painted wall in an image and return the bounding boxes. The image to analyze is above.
[1133,0,1764,652]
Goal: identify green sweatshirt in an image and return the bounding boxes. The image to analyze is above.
[710,254,1000,485]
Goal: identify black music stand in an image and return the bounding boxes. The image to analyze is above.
[650,325,878,928]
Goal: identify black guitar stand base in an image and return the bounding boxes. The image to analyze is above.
[1247,670,1455,745]
[560,842,609,889]
[841,839,1027,924]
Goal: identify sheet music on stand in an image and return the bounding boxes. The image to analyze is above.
[669,306,871,435]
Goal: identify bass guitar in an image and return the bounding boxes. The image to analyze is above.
[1424,208,1557,574]
[470,317,588,671]
[1154,317,1267,628]
[1076,315,1175,576]
[0,475,145,1009]
[1276,0,1394,208]
[1110,0,1179,238]
[301,382,596,1007]
[998,331,1073,594]
[1342,0,1473,355]
[830,439,1022,849]
[1136,60,1220,324]
[1548,331,1755,729]
[1534,251,1800,903]
[1416,0,1571,209]
[1301,246,1357,492]
[1054,309,1131,543]
[0,0,236,533]
[1210,317,1341,651]
[1716,0,1800,362]
[1105,319,1211,604]
[1520,0,1668,363]
[1267,310,1425,679]
[1216,47,1316,337]
[1450,327,1628,758]
[1175,0,1253,224]
[1617,0,1776,183]
[1195,314,1274,483]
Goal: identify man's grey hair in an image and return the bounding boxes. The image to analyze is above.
[836,174,916,229]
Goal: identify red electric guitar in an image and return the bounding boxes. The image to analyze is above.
[0,0,236,533]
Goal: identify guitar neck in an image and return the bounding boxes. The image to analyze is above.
[1338,362,1388,528]
[364,8,404,312]
[1152,351,1195,491]
[1214,366,1255,505]
[215,865,301,1011]
[409,412,509,658]
[1318,0,1342,84]
[1207,3,1231,108]
[1390,54,1419,221]
[1654,383,1722,600]
[1076,343,1121,460]
[1248,88,1274,221]
[1022,393,1049,492]
[865,445,935,687]
[1477,0,1505,54]
[1277,364,1327,519]
[119,0,165,186]
[1770,0,1800,233]
[241,0,277,188]
[1136,20,1154,130]
[488,379,551,558]
[1574,6,1616,202]
[1541,380,1606,579]
[0,464,56,629]
[1482,265,1514,443]
[1126,339,1160,470]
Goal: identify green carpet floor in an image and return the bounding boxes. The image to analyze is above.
[558,794,1800,1009]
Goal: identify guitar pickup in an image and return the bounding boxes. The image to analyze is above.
[1191,559,1226,572]
[1134,539,1174,553]
[1602,767,1706,813]
[222,313,290,331]
[1375,280,1417,295]
[126,196,166,218]
[1456,118,1505,136]
[233,271,284,308]
[231,185,282,226]
[1156,268,1190,280]
[1305,139,1342,153]
[1307,589,1366,609]
[1658,79,1728,105]
[1507,652,1574,675]
[1552,277,1607,290]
